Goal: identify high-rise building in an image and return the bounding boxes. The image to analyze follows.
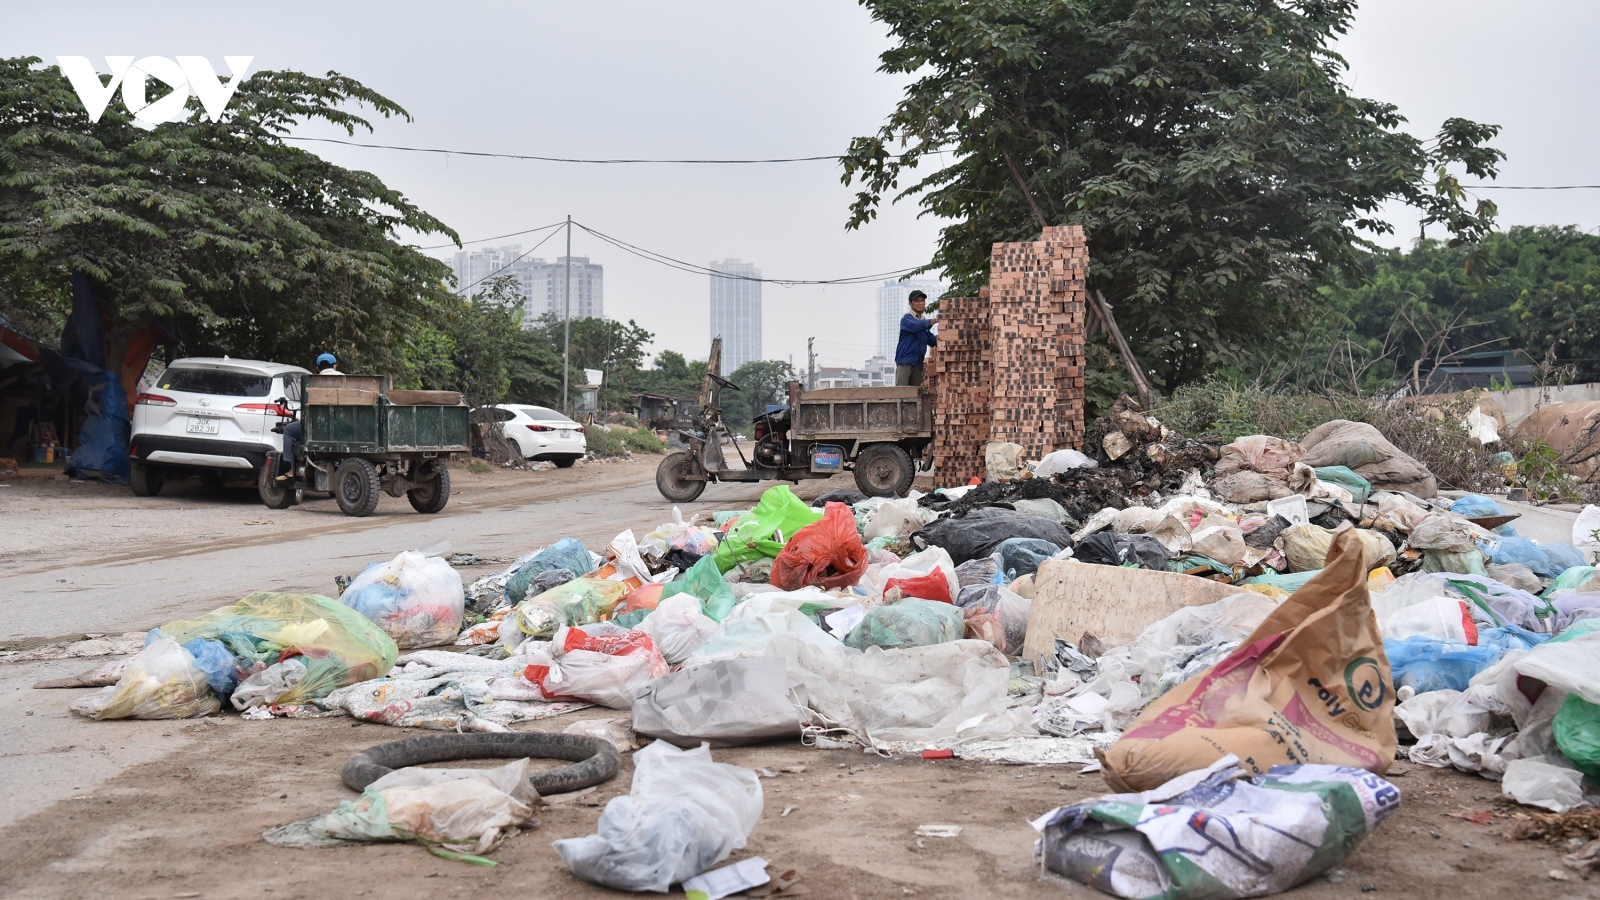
[710,259,762,373]
[876,278,946,359]
[451,248,604,326]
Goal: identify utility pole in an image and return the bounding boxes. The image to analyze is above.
[807,337,816,390]
[561,215,572,415]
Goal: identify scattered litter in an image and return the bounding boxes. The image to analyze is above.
[682,856,770,900]
[914,824,963,838]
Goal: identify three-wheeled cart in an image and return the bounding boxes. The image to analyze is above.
[258,374,469,517]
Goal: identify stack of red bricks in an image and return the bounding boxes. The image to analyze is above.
[927,225,1087,486]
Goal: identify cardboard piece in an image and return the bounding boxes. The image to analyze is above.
[1023,560,1241,671]
[1100,529,1397,791]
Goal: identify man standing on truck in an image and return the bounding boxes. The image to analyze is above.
[895,290,937,386]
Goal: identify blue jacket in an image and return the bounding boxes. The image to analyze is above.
[895,313,936,365]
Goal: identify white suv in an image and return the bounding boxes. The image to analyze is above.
[129,357,309,496]
[485,404,587,467]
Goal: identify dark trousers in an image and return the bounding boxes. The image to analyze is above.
[281,420,302,469]
[895,363,924,386]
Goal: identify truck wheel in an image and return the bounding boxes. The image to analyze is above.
[408,466,451,514]
[334,458,382,517]
[854,444,915,498]
[257,456,299,509]
[130,461,163,497]
[656,451,705,502]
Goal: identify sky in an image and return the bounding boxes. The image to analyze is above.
[9,1,1600,372]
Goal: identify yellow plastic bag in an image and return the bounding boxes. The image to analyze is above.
[516,578,629,638]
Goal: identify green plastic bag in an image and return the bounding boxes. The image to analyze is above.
[155,592,399,706]
[1243,570,1318,593]
[660,555,737,621]
[711,485,822,573]
[1543,565,1598,597]
[1554,694,1600,779]
[1421,549,1488,577]
[515,577,628,638]
[1314,465,1371,506]
[844,598,963,650]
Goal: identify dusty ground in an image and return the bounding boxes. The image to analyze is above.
[0,459,1591,898]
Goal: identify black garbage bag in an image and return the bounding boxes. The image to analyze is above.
[1243,515,1292,549]
[813,489,868,507]
[1072,532,1170,570]
[911,507,1074,564]
[994,537,1062,580]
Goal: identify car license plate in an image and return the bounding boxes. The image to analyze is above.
[559,429,572,439]
[186,416,220,435]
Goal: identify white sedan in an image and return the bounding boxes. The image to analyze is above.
[487,404,586,467]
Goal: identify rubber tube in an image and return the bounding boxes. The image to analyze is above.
[341,731,621,795]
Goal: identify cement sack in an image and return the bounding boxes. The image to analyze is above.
[1299,420,1437,498]
[632,657,800,748]
[1102,529,1397,791]
[1210,435,1304,503]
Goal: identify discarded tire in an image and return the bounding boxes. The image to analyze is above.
[341,731,620,795]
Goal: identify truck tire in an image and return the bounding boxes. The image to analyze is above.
[334,457,382,517]
[656,451,705,502]
[130,461,163,497]
[854,443,915,498]
[342,732,619,796]
[407,465,451,514]
[257,455,299,509]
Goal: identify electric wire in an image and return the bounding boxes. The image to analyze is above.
[454,225,566,296]
[415,220,565,251]
[284,135,884,165]
[573,221,925,285]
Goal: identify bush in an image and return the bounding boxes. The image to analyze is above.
[584,424,627,458]
[620,427,665,455]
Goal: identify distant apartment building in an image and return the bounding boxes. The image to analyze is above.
[451,247,603,326]
[710,259,762,373]
[813,356,896,389]
[876,278,946,359]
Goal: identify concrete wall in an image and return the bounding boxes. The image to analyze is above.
[1490,383,1600,427]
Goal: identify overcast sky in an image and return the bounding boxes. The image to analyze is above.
[10,1,1600,371]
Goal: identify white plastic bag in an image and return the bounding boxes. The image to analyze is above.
[339,550,465,648]
[1575,505,1600,558]
[1033,448,1097,477]
[1501,756,1586,812]
[554,740,763,892]
[632,657,800,747]
[1381,596,1474,644]
[1393,689,1489,741]
[874,546,959,603]
[863,495,934,541]
[68,637,220,720]
[637,594,719,665]
[231,658,308,710]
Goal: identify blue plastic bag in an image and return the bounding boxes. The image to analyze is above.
[1453,493,1518,536]
[1489,536,1552,577]
[505,538,595,603]
[1475,625,1552,656]
[1542,542,1588,576]
[992,537,1060,581]
[180,638,240,696]
[1384,636,1500,694]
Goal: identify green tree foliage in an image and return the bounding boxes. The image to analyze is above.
[521,313,654,410]
[633,349,705,398]
[841,0,1503,390]
[724,359,796,430]
[0,56,456,373]
[397,275,529,408]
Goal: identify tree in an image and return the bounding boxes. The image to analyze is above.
[395,275,532,408]
[523,313,654,410]
[841,1,1503,390]
[633,349,705,398]
[0,56,456,377]
[724,359,796,430]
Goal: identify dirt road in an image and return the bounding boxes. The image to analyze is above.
[0,462,1586,898]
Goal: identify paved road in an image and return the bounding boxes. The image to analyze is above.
[0,467,779,828]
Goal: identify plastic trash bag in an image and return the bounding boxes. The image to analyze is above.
[642,508,719,559]
[1211,435,1303,503]
[770,502,868,591]
[962,606,1006,651]
[954,556,998,588]
[1407,515,1479,553]
[712,485,822,572]
[614,582,666,618]
[632,657,800,748]
[1280,523,1334,572]
[1073,532,1170,569]
[152,592,398,706]
[993,537,1061,581]
[954,584,1031,655]
[515,578,629,639]
[1544,565,1599,596]
[1381,596,1475,644]
[844,599,964,650]
[1386,636,1501,694]
[1033,448,1097,477]
[182,638,242,696]
[1501,756,1585,813]
[1314,465,1372,506]
[1112,507,1192,556]
[505,538,596,604]
[266,758,537,855]
[554,740,763,892]
[339,550,465,649]
[863,496,935,541]
[875,546,960,605]
[1487,562,1542,594]
[637,594,719,665]
[1393,689,1490,741]
[1490,536,1552,577]
[1542,542,1588,576]
[1035,755,1400,900]
[660,555,738,622]
[231,658,308,710]
[522,623,668,708]
[1574,504,1600,554]
[69,637,221,720]
[911,507,1075,564]
[1553,694,1600,778]
[1451,493,1509,521]
[883,570,952,603]
[1103,530,1397,791]
[1367,491,1431,533]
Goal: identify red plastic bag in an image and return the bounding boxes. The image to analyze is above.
[884,570,953,604]
[770,502,869,591]
[557,623,657,657]
[613,582,665,618]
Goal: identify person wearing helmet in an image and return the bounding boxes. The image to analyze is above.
[277,352,341,482]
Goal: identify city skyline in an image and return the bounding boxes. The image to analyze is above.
[451,247,604,325]
[709,259,763,373]
[876,277,946,360]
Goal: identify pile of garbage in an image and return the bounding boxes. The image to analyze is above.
[49,402,1600,896]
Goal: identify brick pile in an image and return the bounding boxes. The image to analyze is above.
[926,225,1087,486]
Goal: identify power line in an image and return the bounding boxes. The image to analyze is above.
[455,225,566,297]
[415,220,565,251]
[573,221,925,286]
[284,135,881,165]
[1465,184,1600,190]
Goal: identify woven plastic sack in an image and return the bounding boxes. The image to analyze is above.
[770,502,868,591]
[505,538,595,604]
[843,598,964,650]
[1408,516,1479,553]
[69,637,221,720]
[339,550,465,649]
[151,592,397,706]
[660,555,738,622]
[515,578,629,638]
[1299,419,1436,497]
[712,485,822,572]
